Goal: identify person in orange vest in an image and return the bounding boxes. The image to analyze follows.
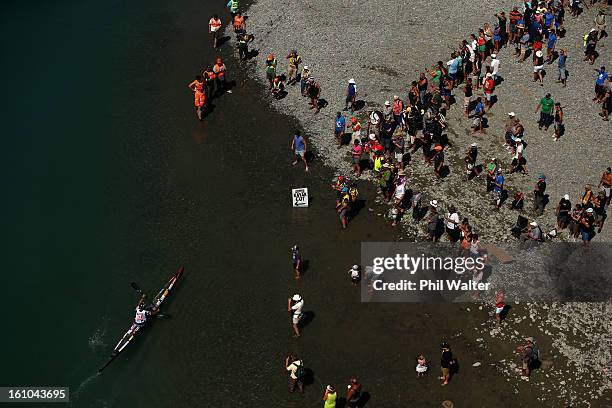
[271,75,284,99]
[203,66,216,99]
[212,57,227,94]
[188,75,204,93]
[208,14,222,48]
[194,87,206,120]
[232,11,245,35]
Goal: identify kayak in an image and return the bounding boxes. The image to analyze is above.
[98,266,184,373]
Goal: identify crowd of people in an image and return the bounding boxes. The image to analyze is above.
[195,0,610,404]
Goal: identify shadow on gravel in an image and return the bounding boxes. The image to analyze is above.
[317,98,329,110]
[354,99,366,111]
[217,35,232,47]
[300,311,315,330]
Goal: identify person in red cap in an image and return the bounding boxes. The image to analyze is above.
[346,378,361,407]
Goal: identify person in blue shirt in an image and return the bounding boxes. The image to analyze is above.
[546,30,557,63]
[493,169,505,208]
[334,112,346,147]
[291,131,309,172]
[557,48,567,87]
[471,97,485,134]
[594,67,609,103]
[344,79,357,113]
[446,53,461,88]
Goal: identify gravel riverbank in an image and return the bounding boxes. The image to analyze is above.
[236,0,612,405]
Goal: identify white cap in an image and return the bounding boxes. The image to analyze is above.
[471,142,477,147]
[508,112,515,116]
[303,66,309,70]
[536,50,543,57]
[486,72,492,77]
[564,194,570,200]
[384,101,391,106]
[586,208,594,213]
[348,78,355,84]
[292,294,302,301]
[369,133,376,140]
[590,28,597,32]
[491,53,497,58]
[530,221,538,226]
[393,95,399,100]
[352,265,359,270]
[516,138,522,142]
[430,200,438,207]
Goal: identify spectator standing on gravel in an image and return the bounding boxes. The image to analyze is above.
[509,7,523,44]
[601,82,612,121]
[595,11,608,42]
[265,54,277,89]
[598,167,612,206]
[569,203,584,239]
[553,103,564,140]
[556,194,572,230]
[545,30,557,64]
[285,354,305,393]
[584,29,598,65]
[286,50,302,85]
[594,66,608,103]
[493,168,505,208]
[307,78,321,113]
[557,49,567,87]
[536,93,554,131]
[517,30,530,62]
[300,66,310,96]
[580,207,596,247]
[490,53,500,81]
[334,112,346,147]
[471,97,485,134]
[463,78,473,116]
[533,50,545,86]
[533,174,547,215]
[445,205,460,245]
[427,200,443,241]
[392,95,404,129]
[483,73,495,110]
[344,79,357,113]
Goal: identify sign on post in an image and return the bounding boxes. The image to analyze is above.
[292,188,309,207]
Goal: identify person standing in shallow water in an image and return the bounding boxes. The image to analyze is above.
[291,131,309,172]
[287,294,304,337]
[322,385,337,407]
[291,245,301,279]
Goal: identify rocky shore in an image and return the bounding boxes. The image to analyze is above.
[236,0,612,405]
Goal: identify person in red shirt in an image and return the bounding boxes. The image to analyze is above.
[483,72,495,109]
[232,12,245,34]
[208,15,222,48]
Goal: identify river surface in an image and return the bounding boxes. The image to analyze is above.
[2,0,550,407]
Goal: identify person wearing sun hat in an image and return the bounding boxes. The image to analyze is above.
[533,49,545,85]
[287,294,304,337]
[427,200,443,241]
[556,194,572,230]
[580,207,596,247]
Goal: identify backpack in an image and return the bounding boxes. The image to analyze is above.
[531,345,540,361]
[295,361,306,380]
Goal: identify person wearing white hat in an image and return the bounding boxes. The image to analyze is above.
[581,207,596,247]
[556,194,572,230]
[300,65,310,96]
[344,78,357,113]
[348,264,360,286]
[427,200,442,242]
[287,294,304,337]
[521,221,543,244]
[490,53,500,81]
[533,50,545,85]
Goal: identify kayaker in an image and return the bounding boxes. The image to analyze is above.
[134,295,157,326]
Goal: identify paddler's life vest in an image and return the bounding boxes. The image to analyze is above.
[272,80,282,91]
[233,15,244,29]
[229,0,239,12]
[135,308,147,324]
[190,80,203,92]
[349,186,358,201]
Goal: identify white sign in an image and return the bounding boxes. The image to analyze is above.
[292,188,309,208]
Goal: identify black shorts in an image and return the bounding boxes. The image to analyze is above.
[446,227,460,241]
[211,30,220,40]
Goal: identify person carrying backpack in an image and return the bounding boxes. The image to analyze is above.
[518,337,539,377]
[285,354,306,394]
